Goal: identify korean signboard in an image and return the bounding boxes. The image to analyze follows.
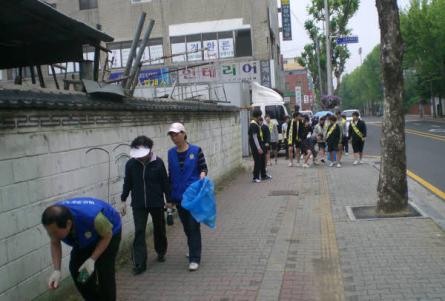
[281,0,292,41]
[110,68,171,87]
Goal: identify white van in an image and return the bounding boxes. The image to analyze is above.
[250,81,289,128]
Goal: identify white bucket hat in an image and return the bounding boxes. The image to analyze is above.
[130,147,151,159]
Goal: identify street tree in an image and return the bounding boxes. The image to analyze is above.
[375,0,408,213]
[297,0,359,102]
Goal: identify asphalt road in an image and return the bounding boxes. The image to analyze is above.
[365,117,445,194]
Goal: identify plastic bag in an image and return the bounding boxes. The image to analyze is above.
[182,178,217,229]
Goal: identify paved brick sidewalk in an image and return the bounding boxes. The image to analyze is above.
[115,156,445,301]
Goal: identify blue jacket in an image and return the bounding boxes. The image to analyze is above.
[57,197,122,249]
[168,144,201,203]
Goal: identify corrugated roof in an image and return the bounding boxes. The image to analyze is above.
[0,0,114,69]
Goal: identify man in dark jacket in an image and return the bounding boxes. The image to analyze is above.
[120,136,170,275]
[326,115,342,168]
[348,111,367,165]
[248,109,267,183]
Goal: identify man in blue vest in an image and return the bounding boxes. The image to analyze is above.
[42,197,122,301]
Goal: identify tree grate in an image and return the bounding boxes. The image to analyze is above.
[346,202,425,221]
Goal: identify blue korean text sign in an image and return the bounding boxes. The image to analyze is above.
[110,68,171,87]
[336,36,359,44]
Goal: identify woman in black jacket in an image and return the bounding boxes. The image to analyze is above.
[120,136,171,275]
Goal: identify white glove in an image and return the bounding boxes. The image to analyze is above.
[78,258,95,277]
[48,270,61,289]
[119,201,127,216]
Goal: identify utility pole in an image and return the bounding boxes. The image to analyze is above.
[315,38,324,96]
[359,47,363,64]
[324,0,333,96]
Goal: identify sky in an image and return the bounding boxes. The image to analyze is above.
[280,0,412,75]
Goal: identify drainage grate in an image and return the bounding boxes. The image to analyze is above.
[346,202,425,221]
[269,190,299,196]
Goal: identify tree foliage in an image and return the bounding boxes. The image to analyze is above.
[338,0,445,112]
[297,0,359,105]
[338,45,383,113]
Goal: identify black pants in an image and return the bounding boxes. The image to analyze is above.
[177,205,201,263]
[342,137,349,153]
[69,231,121,301]
[251,149,266,180]
[132,207,167,268]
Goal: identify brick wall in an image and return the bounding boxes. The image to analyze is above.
[0,93,241,301]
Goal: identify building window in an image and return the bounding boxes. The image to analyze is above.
[186,34,203,62]
[218,31,234,59]
[235,29,252,57]
[171,36,186,62]
[79,0,97,10]
[130,0,152,3]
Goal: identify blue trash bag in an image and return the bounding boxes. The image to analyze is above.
[182,178,217,229]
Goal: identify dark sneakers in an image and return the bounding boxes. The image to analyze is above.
[132,265,146,275]
[157,254,166,262]
[261,174,272,181]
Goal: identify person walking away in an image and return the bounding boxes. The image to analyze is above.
[341,114,350,155]
[42,197,121,301]
[314,116,327,163]
[265,114,279,165]
[287,112,303,167]
[167,122,208,271]
[120,136,170,275]
[281,115,289,159]
[326,115,341,167]
[348,111,367,165]
[301,115,314,168]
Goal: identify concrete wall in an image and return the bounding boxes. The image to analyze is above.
[0,91,241,301]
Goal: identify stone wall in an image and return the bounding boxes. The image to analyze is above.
[0,90,241,301]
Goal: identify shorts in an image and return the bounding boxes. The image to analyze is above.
[342,136,349,146]
[317,142,326,150]
[270,142,278,151]
[288,141,302,149]
[352,140,365,153]
[327,143,338,153]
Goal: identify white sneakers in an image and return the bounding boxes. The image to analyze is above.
[302,163,309,168]
[189,262,199,271]
[336,163,342,168]
[353,160,359,165]
[288,162,293,167]
[329,162,335,167]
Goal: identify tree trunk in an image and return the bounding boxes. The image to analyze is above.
[376,0,408,213]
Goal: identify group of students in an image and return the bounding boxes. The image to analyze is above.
[249,108,367,182]
[41,122,207,301]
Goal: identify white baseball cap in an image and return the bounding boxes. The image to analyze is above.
[130,147,151,159]
[168,122,186,135]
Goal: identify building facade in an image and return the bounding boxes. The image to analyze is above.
[1,0,285,105]
[283,58,314,111]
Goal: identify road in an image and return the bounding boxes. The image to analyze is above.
[365,117,445,197]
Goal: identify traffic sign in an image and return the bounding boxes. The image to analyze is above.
[336,36,359,44]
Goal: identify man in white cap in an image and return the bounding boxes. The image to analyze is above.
[120,136,171,275]
[167,122,208,271]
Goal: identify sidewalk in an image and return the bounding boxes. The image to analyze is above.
[116,156,445,301]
